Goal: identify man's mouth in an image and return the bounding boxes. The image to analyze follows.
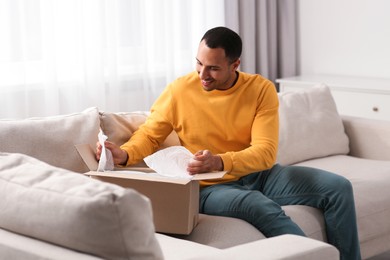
[201,79,213,86]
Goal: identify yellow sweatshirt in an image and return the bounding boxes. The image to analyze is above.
[120,70,279,186]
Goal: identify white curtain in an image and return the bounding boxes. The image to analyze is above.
[0,0,225,118]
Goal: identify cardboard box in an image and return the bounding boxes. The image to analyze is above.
[76,144,225,235]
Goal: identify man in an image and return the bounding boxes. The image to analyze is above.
[96,27,361,260]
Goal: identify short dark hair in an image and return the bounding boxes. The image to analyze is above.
[201,27,242,63]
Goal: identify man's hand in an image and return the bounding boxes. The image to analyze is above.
[96,141,128,166]
[187,150,223,175]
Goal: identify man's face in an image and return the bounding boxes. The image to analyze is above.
[196,40,240,91]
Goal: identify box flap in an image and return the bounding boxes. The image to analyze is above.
[86,169,226,184]
[86,170,192,185]
[75,144,99,171]
[192,171,226,180]
[75,144,154,172]
[76,143,226,183]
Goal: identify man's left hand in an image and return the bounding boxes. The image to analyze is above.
[187,150,223,175]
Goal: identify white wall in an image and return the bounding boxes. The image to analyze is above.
[298,0,390,78]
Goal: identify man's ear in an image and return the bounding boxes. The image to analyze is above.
[232,59,241,70]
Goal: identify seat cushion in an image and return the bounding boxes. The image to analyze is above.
[171,214,265,249]
[0,107,100,173]
[173,206,326,249]
[0,152,163,260]
[156,233,220,260]
[0,229,102,260]
[283,205,326,241]
[189,235,339,260]
[293,155,390,257]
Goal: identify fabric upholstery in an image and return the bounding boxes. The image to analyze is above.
[99,111,180,148]
[0,229,102,260]
[99,111,149,145]
[0,107,100,173]
[173,206,325,249]
[277,85,350,165]
[189,234,339,260]
[342,115,390,160]
[156,233,220,260]
[294,155,390,259]
[172,214,265,249]
[0,152,163,260]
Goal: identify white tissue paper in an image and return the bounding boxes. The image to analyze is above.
[97,130,115,171]
[144,146,194,179]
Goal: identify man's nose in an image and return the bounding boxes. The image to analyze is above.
[199,68,208,79]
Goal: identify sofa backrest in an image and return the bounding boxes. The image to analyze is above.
[0,107,100,173]
[100,85,350,166]
[0,85,349,172]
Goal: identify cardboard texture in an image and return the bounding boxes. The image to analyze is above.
[76,144,226,234]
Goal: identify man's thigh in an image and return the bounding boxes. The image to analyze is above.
[200,183,285,221]
[262,164,351,207]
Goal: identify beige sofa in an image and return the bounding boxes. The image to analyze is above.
[1,85,390,259]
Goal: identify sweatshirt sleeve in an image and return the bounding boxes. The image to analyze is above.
[120,85,175,166]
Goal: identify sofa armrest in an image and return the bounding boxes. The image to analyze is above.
[342,115,390,160]
[189,235,339,260]
[0,229,103,260]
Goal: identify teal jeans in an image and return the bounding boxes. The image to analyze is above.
[200,164,361,260]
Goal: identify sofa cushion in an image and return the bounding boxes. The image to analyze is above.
[0,107,100,173]
[0,229,102,260]
[293,155,390,258]
[0,152,163,260]
[156,233,220,260]
[173,206,326,250]
[189,234,339,260]
[172,214,265,249]
[277,85,349,165]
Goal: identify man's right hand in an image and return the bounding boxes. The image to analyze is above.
[96,141,128,166]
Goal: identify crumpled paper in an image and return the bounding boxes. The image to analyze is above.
[143,146,194,179]
[97,131,114,171]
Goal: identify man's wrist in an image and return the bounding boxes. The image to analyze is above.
[120,149,129,166]
[213,155,224,171]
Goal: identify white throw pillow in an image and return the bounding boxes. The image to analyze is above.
[277,84,349,165]
[0,107,100,173]
[0,152,163,260]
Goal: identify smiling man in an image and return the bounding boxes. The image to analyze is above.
[97,27,361,260]
[196,37,240,91]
